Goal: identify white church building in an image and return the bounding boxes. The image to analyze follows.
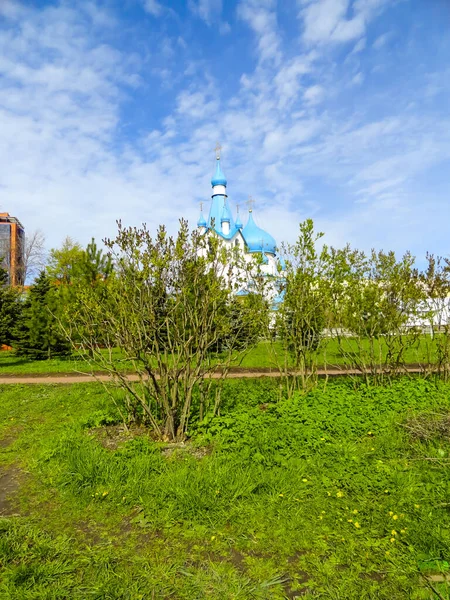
[196,149,286,307]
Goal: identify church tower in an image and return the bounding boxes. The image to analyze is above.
[196,144,285,281]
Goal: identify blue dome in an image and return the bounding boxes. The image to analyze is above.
[211,158,227,187]
[242,211,277,255]
[197,210,207,228]
[235,211,243,229]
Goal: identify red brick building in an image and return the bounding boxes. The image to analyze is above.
[0,212,25,286]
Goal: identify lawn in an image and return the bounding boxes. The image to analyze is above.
[1,377,450,598]
[0,334,442,376]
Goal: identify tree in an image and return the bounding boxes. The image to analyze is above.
[66,220,267,441]
[74,238,113,285]
[274,219,330,394]
[212,293,268,354]
[20,229,46,284]
[58,238,114,348]
[46,237,114,349]
[14,271,71,359]
[325,246,426,383]
[419,254,450,379]
[0,266,22,347]
[47,237,84,284]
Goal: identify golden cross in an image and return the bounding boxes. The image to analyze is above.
[246,196,256,212]
[199,201,204,212]
[214,141,222,159]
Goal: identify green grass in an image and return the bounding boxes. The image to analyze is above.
[0,334,442,375]
[1,378,450,598]
[0,348,133,375]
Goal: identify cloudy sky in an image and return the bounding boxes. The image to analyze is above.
[0,0,449,261]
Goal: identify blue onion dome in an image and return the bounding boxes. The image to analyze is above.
[235,210,243,229]
[211,158,227,187]
[242,211,277,255]
[197,209,207,228]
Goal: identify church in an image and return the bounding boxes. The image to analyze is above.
[196,147,285,306]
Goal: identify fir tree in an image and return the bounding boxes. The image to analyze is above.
[76,238,113,285]
[0,266,22,347]
[15,270,71,359]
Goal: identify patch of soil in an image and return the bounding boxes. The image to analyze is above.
[0,464,22,516]
[359,571,386,582]
[287,550,309,564]
[0,435,16,448]
[74,520,103,545]
[229,548,246,571]
[403,412,450,442]
[87,424,148,450]
[0,426,23,449]
[281,569,311,599]
[426,574,450,583]
[161,442,212,460]
[284,588,317,598]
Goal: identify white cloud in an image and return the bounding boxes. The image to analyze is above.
[373,31,392,48]
[274,55,315,109]
[351,71,364,85]
[176,89,219,120]
[300,0,352,43]
[303,84,324,104]
[351,37,366,53]
[0,0,26,19]
[299,0,394,45]
[189,0,223,25]
[237,0,281,64]
[143,0,163,17]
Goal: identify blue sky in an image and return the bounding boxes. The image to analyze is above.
[0,0,449,261]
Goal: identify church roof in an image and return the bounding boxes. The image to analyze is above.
[207,194,237,237]
[241,211,277,255]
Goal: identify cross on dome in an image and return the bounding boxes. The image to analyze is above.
[214,141,222,160]
[246,196,256,212]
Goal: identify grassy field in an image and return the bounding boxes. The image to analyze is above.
[0,335,442,375]
[1,377,450,598]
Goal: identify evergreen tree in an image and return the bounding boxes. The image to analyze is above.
[15,271,71,359]
[0,266,22,347]
[59,238,114,348]
[75,238,113,285]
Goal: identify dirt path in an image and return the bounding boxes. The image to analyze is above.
[0,366,429,385]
